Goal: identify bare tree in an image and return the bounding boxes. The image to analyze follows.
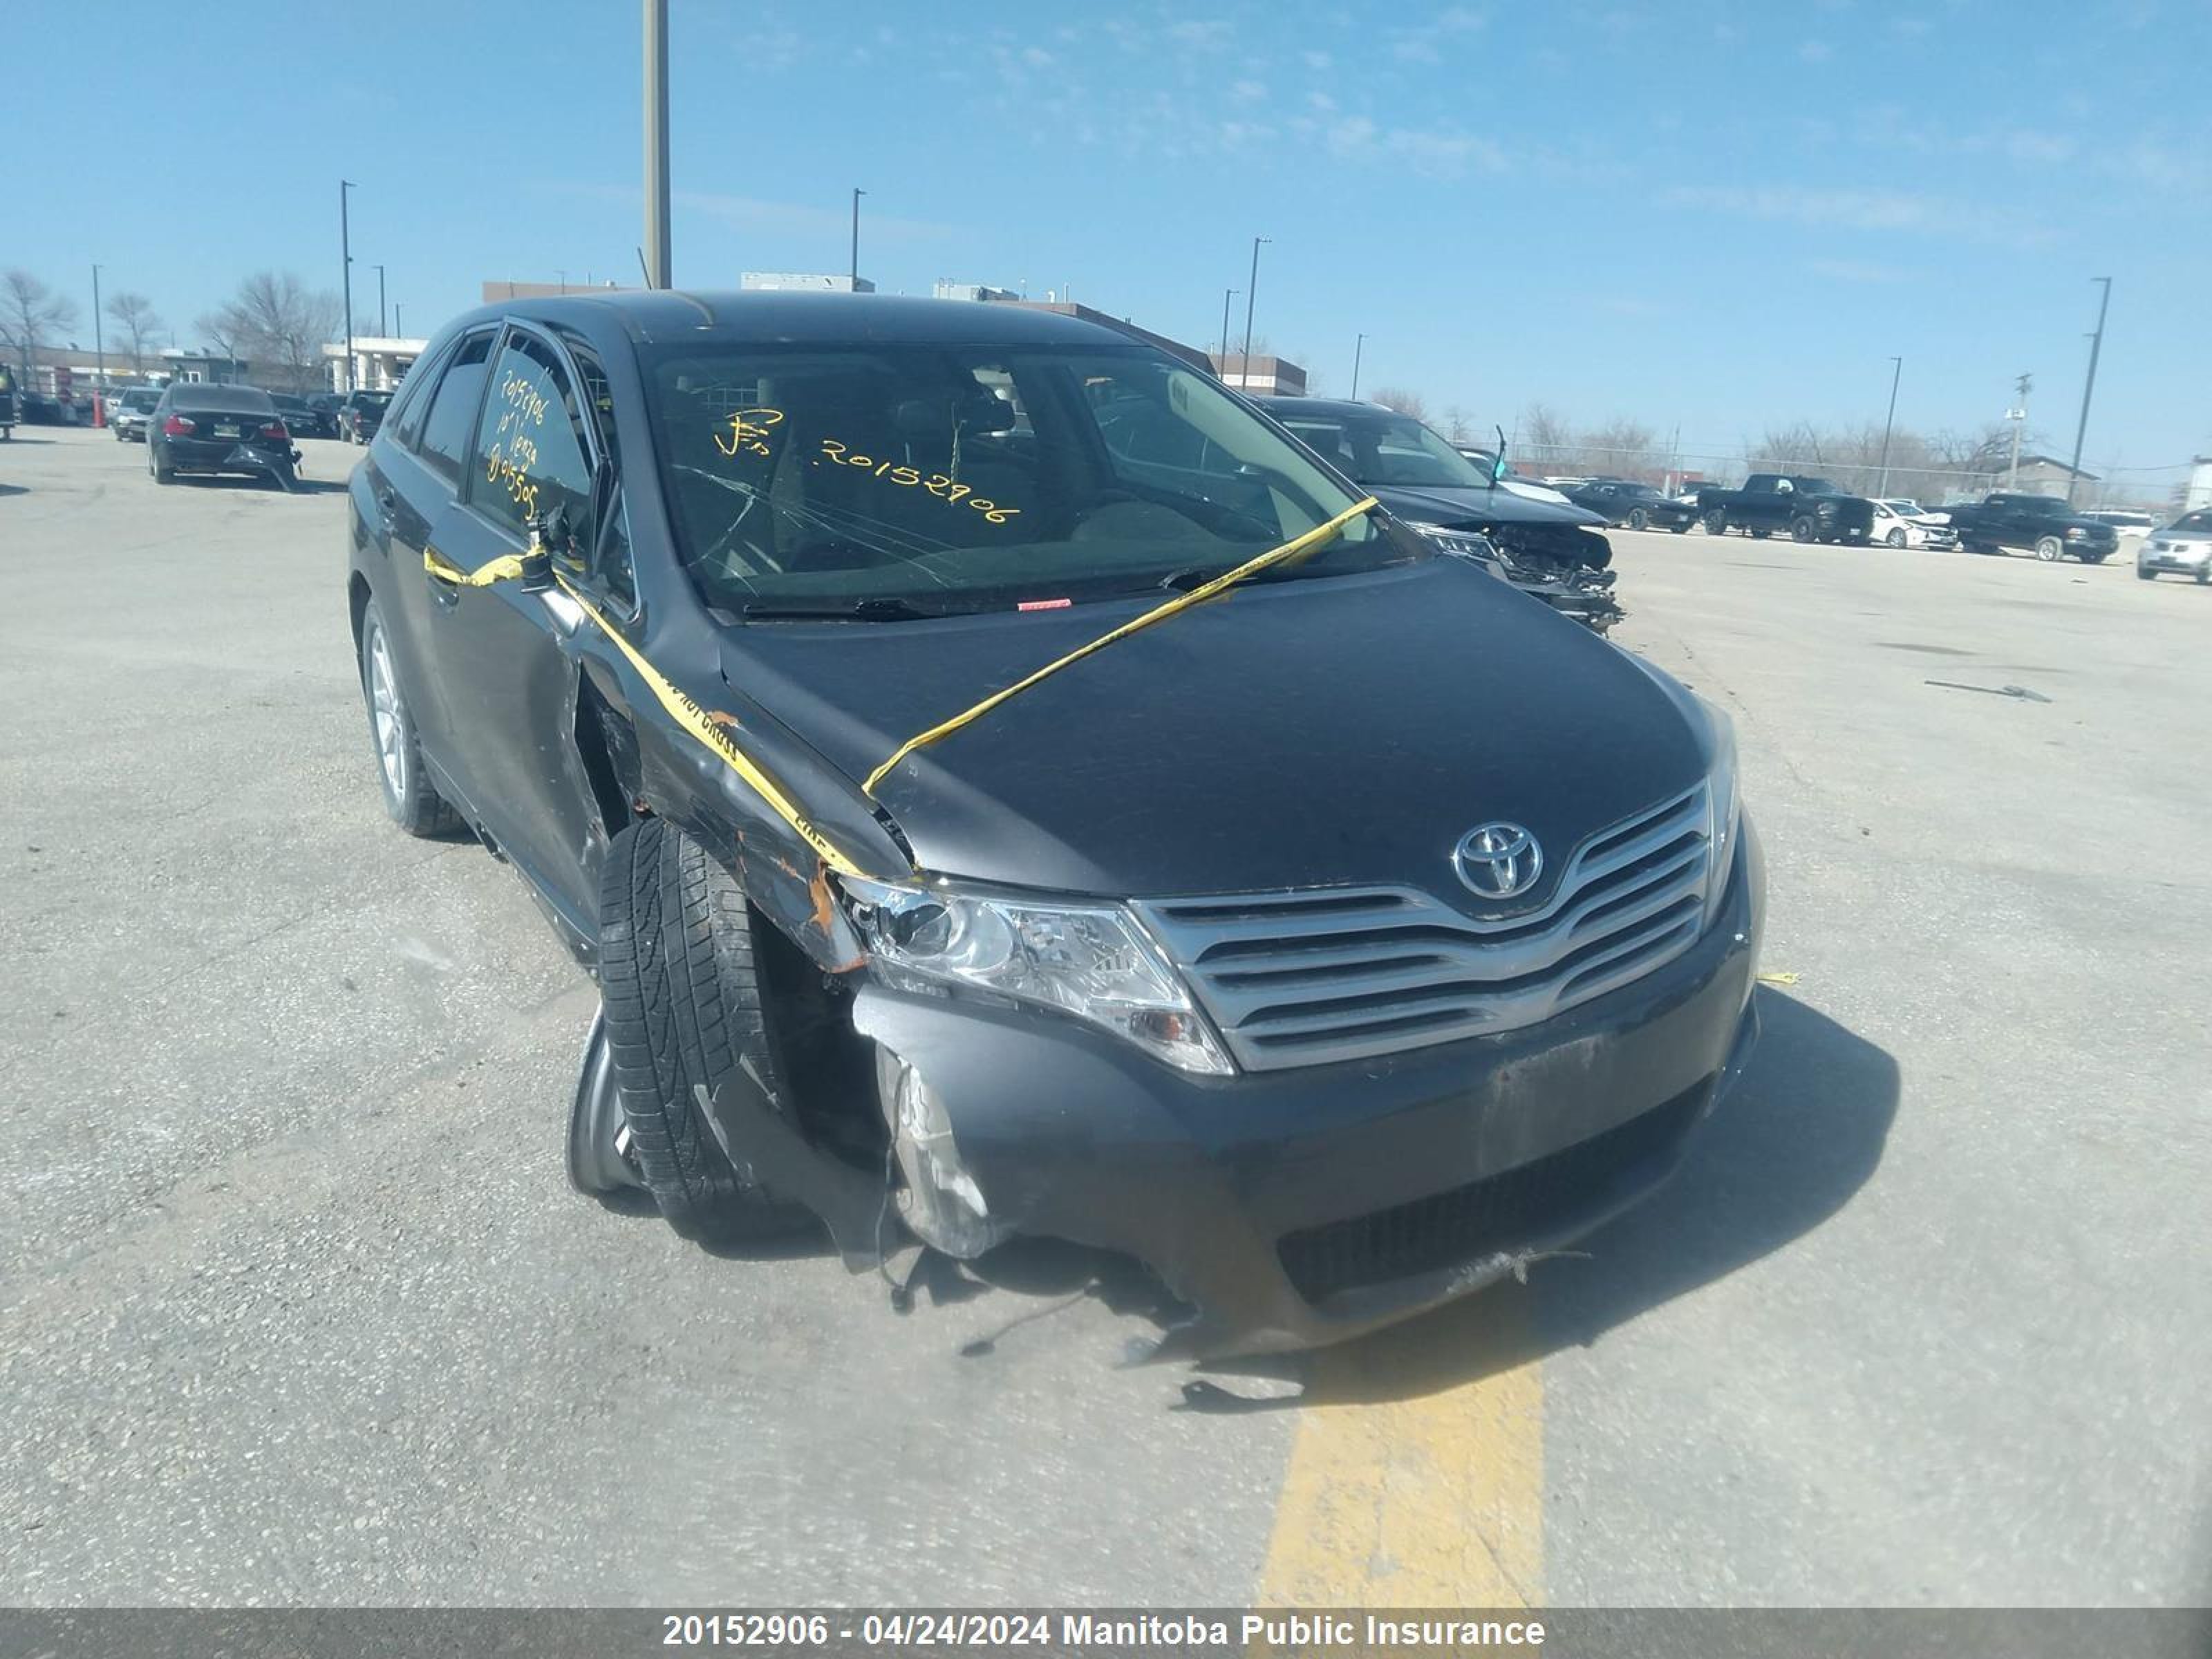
[1580,419,1659,478]
[1370,385,1427,419]
[1443,404,1473,444]
[104,292,164,373]
[198,272,343,393]
[1517,402,1574,468]
[1,269,82,379]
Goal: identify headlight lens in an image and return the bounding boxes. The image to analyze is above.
[2064,526,2086,538]
[1701,704,1743,932]
[1407,521,1503,565]
[839,877,1232,1075]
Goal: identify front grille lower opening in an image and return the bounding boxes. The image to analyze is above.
[1275,1080,1709,1305]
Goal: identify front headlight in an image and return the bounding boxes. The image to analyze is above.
[838,877,1232,1075]
[2064,526,2086,538]
[1407,521,1503,565]
[1700,704,1743,932]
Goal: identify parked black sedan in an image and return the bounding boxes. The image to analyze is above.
[147,383,299,489]
[270,391,338,440]
[344,291,1761,1358]
[1564,478,1698,533]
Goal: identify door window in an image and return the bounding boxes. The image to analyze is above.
[469,332,593,543]
[416,332,495,486]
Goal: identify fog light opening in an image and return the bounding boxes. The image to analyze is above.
[878,1050,1005,1259]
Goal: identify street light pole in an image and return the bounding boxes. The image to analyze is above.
[2007,372,2031,489]
[1218,288,1237,375]
[1875,355,1902,497]
[90,263,104,406]
[2065,276,2112,506]
[394,303,404,338]
[1240,236,1270,388]
[339,180,356,393]
[850,187,866,286]
[375,264,387,335]
[642,0,671,288]
[1351,332,1367,400]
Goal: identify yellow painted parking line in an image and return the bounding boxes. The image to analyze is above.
[1258,1291,1544,1606]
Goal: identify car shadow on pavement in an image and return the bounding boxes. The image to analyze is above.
[1192,987,1900,1408]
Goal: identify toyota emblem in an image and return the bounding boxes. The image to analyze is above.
[1454,822,1543,901]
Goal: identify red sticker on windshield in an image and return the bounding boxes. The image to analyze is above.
[1017,598,1072,611]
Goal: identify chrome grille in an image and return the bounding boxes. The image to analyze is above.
[1134,784,1714,1071]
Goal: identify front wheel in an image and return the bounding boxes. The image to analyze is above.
[1791,516,1817,543]
[2034,536,2064,561]
[358,599,462,837]
[597,819,820,1244]
[1627,508,1648,531]
[1887,528,1907,547]
[1703,511,1728,535]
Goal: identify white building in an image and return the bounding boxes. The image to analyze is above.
[740,272,875,294]
[321,336,429,393]
[2186,458,2212,513]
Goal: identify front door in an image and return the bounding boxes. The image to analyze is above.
[418,326,607,938]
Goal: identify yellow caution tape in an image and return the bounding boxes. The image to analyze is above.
[424,545,874,878]
[860,495,1380,797]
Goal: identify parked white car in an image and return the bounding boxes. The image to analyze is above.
[1870,499,1958,549]
[2086,509,2157,547]
[2137,510,2212,584]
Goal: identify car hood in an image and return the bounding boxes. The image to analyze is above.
[720,559,1705,898]
[1364,482,1609,532]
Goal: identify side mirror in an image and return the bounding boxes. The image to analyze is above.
[521,507,572,593]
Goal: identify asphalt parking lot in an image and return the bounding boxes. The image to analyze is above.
[3,425,2208,1608]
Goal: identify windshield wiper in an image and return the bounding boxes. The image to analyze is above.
[742,596,937,622]
[1156,559,1339,593]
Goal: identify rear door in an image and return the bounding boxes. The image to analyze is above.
[416,323,609,937]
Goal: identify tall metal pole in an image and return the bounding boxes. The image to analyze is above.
[394,303,404,338]
[1351,332,1367,400]
[1875,355,1902,497]
[2065,277,2111,506]
[642,0,671,289]
[850,188,867,286]
[339,180,355,392]
[1218,288,1237,373]
[375,264,387,335]
[90,263,104,404]
[1239,236,1269,387]
[2008,372,2031,489]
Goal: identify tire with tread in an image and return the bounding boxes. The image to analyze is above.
[1791,516,1817,543]
[2034,535,2064,561]
[597,819,818,1244]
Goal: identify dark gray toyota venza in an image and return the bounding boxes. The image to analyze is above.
[345,291,1763,1356]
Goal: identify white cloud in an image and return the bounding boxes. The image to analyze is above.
[1231,78,1268,103]
[1806,257,1909,284]
[1665,184,2045,244]
[1167,18,1232,48]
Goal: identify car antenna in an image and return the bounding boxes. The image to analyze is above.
[1490,424,1508,492]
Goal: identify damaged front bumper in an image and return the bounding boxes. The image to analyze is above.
[842,822,1765,1359]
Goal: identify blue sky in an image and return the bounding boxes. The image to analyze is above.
[8,0,2206,481]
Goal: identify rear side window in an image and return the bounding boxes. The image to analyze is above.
[468,332,593,541]
[388,336,453,449]
[416,334,495,486]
